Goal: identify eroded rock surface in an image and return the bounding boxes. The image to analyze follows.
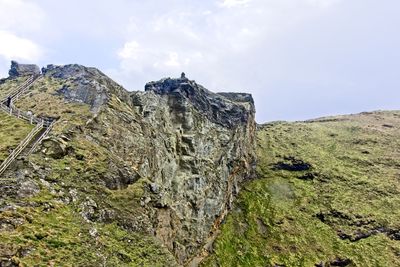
[1,64,256,265]
[137,76,256,262]
[42,64,129,113]
[8,61,40,77]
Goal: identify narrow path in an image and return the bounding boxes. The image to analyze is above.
[0,75,39,103]
[0,75,55,177]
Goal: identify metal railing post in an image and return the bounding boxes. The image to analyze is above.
[0,74,57,177]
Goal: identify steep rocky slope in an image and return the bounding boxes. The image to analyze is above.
[2,62,399,267]
[0,63,256,266]
[204,111,400,267]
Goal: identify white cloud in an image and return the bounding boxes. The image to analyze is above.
[164,52,181,67]
[118,41,141,60]
[0,0,44,72]
[0,0,44,32]
[102,0,394,123]
[0,0,393,123]
[305,0,342,8]
[219,0,252,8]
[115,0,339,86]
[0,30,43,61]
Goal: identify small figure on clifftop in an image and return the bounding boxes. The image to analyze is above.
[6,96,11,108]
[181,72,186,79]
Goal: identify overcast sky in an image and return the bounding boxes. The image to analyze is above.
[0,0,398,122]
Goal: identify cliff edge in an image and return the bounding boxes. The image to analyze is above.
[0,62,256,266]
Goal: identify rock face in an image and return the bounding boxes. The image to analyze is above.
[83,73,256,263]
[1,64,256,265]
[144,77,253,128]
[8,61,40,77]
[138,77,257,262]
[58,70,257,263]
[42,64,128,113]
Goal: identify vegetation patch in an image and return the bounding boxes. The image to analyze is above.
[0,76,30,100]
[204,111,400,267]
[0,112,34,162]
[0,189,176,266]
[14,76,93,134]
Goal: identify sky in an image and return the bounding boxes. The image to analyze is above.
[0,0,398,123]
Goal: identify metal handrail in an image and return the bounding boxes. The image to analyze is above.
[0,103,42,124]
[12,75,41,101]
[0,75,39,103]
[0,121,44,176]
[27,120,56,155]
[0,74,56,177]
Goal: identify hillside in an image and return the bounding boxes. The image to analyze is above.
[1,61,399,267]
[203,111,400,266]
[0,62,255,266]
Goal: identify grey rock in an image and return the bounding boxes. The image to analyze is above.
[8,60,40,77]
[128,76,256,262]
[145,76,255,128]
[79,197,98,222]
[41,137,68,159]
[69,189,79,202]
[89,227,98,237]
[17,180,40,198]
[4,66,257,265]
[42,64,130,113]
[150,183,160,194]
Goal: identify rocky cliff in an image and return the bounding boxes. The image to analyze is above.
[0,62,256,266]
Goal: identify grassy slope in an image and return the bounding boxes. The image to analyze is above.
[0,76,29,100]
[0,112,34,162]
[204,111,400,267]
[0,190,176,266]
[0,77,35,162]
[15,75,93,134]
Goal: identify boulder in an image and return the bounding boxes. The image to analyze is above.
[8,61,40,77]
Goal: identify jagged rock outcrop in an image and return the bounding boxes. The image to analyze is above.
[42,64,130,113]
[0,63,256,265]
[137,76,256,263]
[84,73,257,263]
[60,68,256,263]
[144,77,253,128]
[8,61,40,77]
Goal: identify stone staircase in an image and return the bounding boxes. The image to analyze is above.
[0,75,56,178]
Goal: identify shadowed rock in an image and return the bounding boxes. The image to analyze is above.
[42,64,129,113]
[145,76,255,129]
[8,61,40,77]
[273,156,312,171]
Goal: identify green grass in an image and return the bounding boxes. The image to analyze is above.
[0,122,176,266]
[15,76,93,134]
[0,74,176,265]
[0,112,34,162]
[28,132,151,223]
[0,76,30,100]
[0,189,176,266]
[203,111,400,267]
